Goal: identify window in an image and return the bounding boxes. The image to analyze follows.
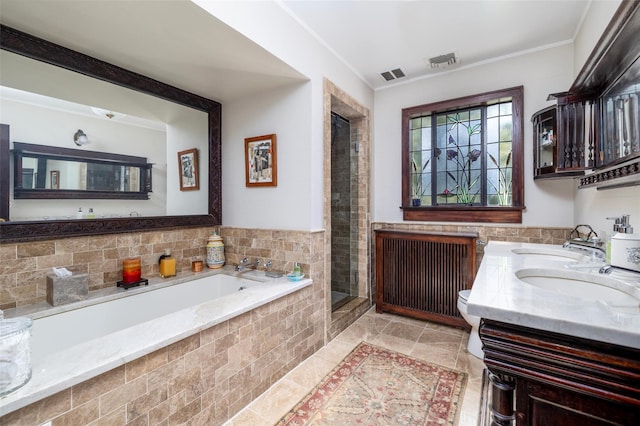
[402,86,524,223]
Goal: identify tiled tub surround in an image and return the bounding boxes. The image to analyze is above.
[0,226,326,424]
[0,227,216,311]
[468,241,640,348]
[0,271,319,424]
[0,226,319,311]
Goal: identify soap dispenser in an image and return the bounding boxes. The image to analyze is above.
[610,215,640,272]
[159,249,176,278]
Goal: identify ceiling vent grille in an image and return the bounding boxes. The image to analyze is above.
[428,52,457,69]
[380,68,406,82]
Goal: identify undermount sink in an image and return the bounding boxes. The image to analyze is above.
[515,268,640,310]
[510,247,590,262]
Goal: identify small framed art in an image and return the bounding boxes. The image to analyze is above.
[178,148,199,191]
[245,134,277,187]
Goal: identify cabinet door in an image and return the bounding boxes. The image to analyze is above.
[532,106,557,177]
[516,379,640,426]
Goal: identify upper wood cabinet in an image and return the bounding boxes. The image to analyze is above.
[532,105,588,179]
[542,1,640,187]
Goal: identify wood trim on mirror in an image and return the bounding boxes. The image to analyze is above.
[0,25,222,243]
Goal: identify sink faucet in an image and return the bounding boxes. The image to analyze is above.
[235,257,260,272]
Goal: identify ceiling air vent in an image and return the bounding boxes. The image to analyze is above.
[380,68,406,82]
[428,52,457,69]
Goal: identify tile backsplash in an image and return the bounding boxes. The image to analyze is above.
[0,226,320,310]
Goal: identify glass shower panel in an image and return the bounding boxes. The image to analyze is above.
[330,113,359,311]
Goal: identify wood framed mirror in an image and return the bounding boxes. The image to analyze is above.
[0,25,221,242]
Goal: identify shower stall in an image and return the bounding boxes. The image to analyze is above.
[330,112,359,310]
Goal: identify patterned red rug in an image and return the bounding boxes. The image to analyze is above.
[278,342,467,425]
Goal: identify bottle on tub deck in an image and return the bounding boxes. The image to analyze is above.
[158,249,176,278]
[206,231,225,269]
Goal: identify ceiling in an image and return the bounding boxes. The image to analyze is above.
[0,0,593,101]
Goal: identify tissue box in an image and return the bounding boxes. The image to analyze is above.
[46,273,89,306]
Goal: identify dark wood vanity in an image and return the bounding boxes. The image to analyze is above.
[480,319,640,426]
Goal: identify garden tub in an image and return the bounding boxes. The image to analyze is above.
[0,268,312,415]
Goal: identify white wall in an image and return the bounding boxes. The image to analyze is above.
[222,83,312,229]
[373,44,577,226]
[194,0,374,230]
[573,0,622,77]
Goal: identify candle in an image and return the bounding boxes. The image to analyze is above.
[122,257,141,283]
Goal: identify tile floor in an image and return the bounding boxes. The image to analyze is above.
[225,307,485,425]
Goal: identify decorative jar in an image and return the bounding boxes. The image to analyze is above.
[206,232,225,269]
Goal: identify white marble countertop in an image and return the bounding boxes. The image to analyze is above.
[0,268,312,416]
[467,241,640,349]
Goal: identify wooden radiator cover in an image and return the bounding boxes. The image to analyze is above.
[375,230,477,328]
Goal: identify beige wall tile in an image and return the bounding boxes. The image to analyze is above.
[52,399,99,426]
[17,242,55,258]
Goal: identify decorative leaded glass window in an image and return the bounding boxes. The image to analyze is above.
[402,87,524,223]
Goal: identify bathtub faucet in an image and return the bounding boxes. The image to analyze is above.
[235,257,260,272]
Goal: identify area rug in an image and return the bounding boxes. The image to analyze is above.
[278,342,467,425]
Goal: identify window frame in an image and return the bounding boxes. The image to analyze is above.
[401,86,525,223]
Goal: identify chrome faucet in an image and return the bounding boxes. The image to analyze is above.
[235,257,260,272]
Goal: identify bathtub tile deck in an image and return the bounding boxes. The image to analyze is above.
[225,307,484,426]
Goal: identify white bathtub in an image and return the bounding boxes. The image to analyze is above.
[31,273,262,362]
[0,269,312,415]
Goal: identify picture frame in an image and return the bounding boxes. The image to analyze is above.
[177,148,199,191]
[50,170,60,189]
[245,134,277,187]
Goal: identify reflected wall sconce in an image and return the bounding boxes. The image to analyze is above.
[73,129,89,146]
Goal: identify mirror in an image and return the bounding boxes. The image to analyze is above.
[0,25,221,242]
[13,142,152,200]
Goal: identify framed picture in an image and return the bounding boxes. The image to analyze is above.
[50,170,60,189]
[177,148,199,191]
[245,134,277,187]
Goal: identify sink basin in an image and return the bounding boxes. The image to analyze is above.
[511,247,590,262]
[515,268,640,308]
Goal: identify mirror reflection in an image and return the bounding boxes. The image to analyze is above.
[13,142,152,198]
[0,49,209,221]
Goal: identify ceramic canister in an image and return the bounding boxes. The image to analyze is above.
[206,232,225,269]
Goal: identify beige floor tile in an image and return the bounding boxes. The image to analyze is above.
[243,379,307,425]
[370,332,416,356]
[225,407,270,426]
[283,355,337,393]
[455,351,486,381]
[409,341,459,369]
[381,320,425,341]
[224,310,483,426]
[333,314,390,343]
[314,338,360,364]
[418,328,465,346]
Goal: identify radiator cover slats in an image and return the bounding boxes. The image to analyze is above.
[375,230,477,328]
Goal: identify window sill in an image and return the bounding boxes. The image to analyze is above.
[401,206,524,223]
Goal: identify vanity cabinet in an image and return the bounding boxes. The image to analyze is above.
[480,319,640,426]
